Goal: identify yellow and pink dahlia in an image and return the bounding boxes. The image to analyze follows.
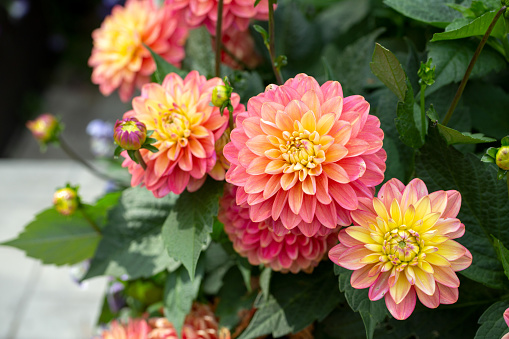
[167,0,271,34]
[89,0,188,102]
[219,185,338,273]
[329,178,473,320]
[224,73,386,237]
[122,71,245,196]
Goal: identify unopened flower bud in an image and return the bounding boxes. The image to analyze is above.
[26,113,60,143]
[496,146,509,170]
[53,186,79,216]
[113,117,147,150]
[212,85,230,107]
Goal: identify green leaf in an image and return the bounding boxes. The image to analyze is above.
[1,192,120,266]
[475,301,509,338]
[427,40,506,96]
[383,0,462,28]
[182,27,215,78]
[162,179,224,279]
[415,126,509,289]
[317,0,370,42]
[370,43,408,102]
[431,10,507,41]
[164,262,204,337]
[492,236,509,281]
[144,44,187,83]
[83,187,180,280]
[216,266,257,330]
[336,267,388,339]
[436,123,496,145]
[259,267,272,302]
[396,79,425,148]
[202,242,234,295]
[239,262,341,338]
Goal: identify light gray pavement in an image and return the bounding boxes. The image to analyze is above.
[0,160,111,339]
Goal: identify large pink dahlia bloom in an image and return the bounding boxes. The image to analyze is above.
[329,178,473,320]
[122,71,245,196]
[224,73,386,237]
[99,318,151,339]
[218,185,338,273]
[167,0,271,34]
[89,0,188,102]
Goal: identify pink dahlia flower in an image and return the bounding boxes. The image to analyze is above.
[212,29,262,70]
[122,71,245,196]
[89,0,188,102]
[218,185,338,273]
[167,0,271,34]
[503,308,509,339]
[99,318,151,339]
[329,178,473,320]
[224,73,386,237]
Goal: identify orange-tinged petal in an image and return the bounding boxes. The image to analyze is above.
[322,163,349,183]
[300,110,317,132]
[265,160,287,174]
[413,196,431,221]
[390,274,412,304]
[316,113,335,135]
[246,135,273,156]
[413,266,435,296]
[373,197,390,222]
[280,172,298,190]
[288,183,304,214]
[325,144,348,163]
[336,245,372,270]
[351,264,379,289]
[300,90,322,117]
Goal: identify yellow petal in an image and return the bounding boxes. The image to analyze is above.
[373,198,390,222]
[390,199,402,225]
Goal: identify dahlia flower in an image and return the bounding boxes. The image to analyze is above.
[99,318,151,339]
[503,308,509,339]
[122,71,245,196]
[89,0,188,102]
[329,178,473,320]
[224,73,386,237]
[167,0,271,34]
[213,29,262,70]
[218,185,338,273]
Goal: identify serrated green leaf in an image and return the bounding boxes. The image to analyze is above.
[239,262,340,339]
[370,43,407,102]
[492,236,509,281]
[396,79,425,148]
[475,301,509,338]
[383,0,462,28]
[162,179,224,279]
[145,44,187,83]
[437,124,496,145]
[431,10,507,42]
[202,242,234,295]
[164,262,204,337]
[83,187,179,280]
[1,192,120,266]
[427,40,506,96]
[336,267,388,339]
[415,126,509,289]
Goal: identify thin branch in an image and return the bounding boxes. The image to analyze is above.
[268,0,283,85]
[215,0,224,78]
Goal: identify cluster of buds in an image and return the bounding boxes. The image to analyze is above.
[482,136,509,179]
[418,58,436,87]
[26,113,62,150]
[53,184,80,216]
[113,117,158,165]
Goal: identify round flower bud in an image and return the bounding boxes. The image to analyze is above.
[26,113,60,143]
[496,146,509,170]
[211,85,230,107]
[53,187,79,216]
[114,117,147,150]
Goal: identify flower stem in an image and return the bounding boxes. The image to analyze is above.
[268,0,283,85]
[420,84,426,135]
[135,150,147,170]
[79,205,102,235]
[442,5,507,126]
[215,0,224,78]
[58,136,119,183]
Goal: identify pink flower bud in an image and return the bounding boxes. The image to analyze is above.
[114,117,147,150]
[26,113,60,143]
[53,187,79,216]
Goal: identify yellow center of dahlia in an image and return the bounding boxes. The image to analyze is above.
[158,104,192,147]
[384,227,421,269]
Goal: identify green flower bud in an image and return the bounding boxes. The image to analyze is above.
[496,146,509,171]
[26,113,61,144]
[212,85,230,107]
[418,58,436,87]
[53,186,79,216]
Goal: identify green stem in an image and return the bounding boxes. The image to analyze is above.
[214,0,224,78]
[79,206,102,235]
[420,84,426,134]
[442,5,507,126]
[502,33,509,61]
[135,150,147,170]
[58,137,119,183]
[268,0,283,85]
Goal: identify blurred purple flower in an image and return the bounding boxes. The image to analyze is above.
[86,119,114,157]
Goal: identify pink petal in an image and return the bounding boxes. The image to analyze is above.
[369,271,390,301]
[299,193,317,223]
[335,245,372,270]
[329,183,358,210]
[416,283,440,309]
[433,266,460,288]
[351,264,379,289]
[323,163,350,183]
[442,190,462,218]
[437,283,458,304]
[449,247,472,271]
[385,287,416,320]
[288,183,304,215]
[315,202,337,229]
